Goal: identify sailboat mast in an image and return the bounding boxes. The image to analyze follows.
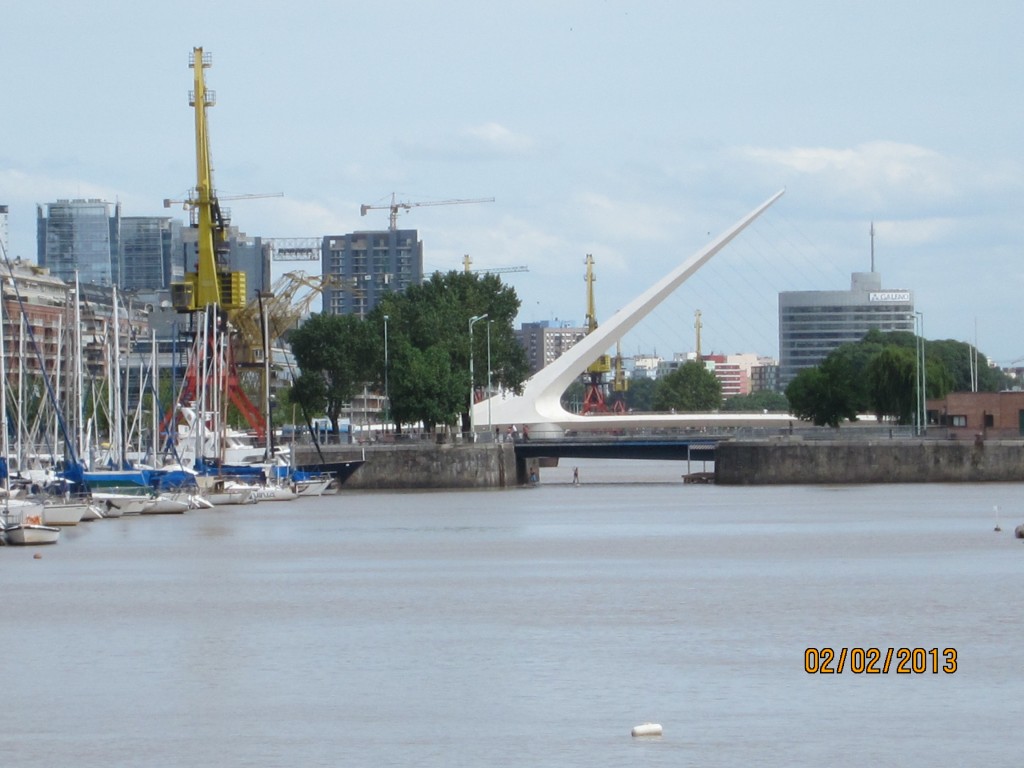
[111,287,120,467]
[0,254,9,506]
[74,273,85,461]
[151,329,158,463]
[261,294,272,461]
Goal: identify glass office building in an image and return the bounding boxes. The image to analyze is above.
[778,271,914,389]
[37,199,119,285]
[119,216,184,291]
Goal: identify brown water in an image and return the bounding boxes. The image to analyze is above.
[2,462,1021,766]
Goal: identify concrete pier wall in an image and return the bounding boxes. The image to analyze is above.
[294,442,520,490]
[715,439,1024,485]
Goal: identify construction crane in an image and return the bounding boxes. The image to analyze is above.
[360,193,495,231]
[461,254,528,274]
[163,191,283,218]
[163,47,265,443]
[168,46,247,314]
[581,254,613,414]
[232,272,335,364]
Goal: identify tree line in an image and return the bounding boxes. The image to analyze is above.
[784,329,1008,427]
[286,271,529,435]
[287,275,1001,431]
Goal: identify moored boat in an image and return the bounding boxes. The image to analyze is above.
[142,494,190,514]
[2,508,60,545]
[41,500,90,526]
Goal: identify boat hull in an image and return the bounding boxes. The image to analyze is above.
[42,502,88,526]
[4,523,60,545]
[142,495,189,514]
[293,460,365,487]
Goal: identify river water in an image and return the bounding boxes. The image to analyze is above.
[2,459,1021,767]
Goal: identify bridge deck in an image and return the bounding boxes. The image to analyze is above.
[513,436,719,462]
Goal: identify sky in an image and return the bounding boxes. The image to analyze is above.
[3,1,1023,365]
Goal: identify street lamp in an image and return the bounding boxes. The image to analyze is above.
[916,311,926,435]
[486,320,493,439]
[468,313,488,441]
[383,314,389,433]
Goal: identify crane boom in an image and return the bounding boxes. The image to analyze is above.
[170,47,246,312]
[360,193,495,230]
[461,254,528,274]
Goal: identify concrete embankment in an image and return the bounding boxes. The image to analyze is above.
[715,438,1024,484]
[294,441,522,490]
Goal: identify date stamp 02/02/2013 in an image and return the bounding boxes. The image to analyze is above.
[804,647,957,674]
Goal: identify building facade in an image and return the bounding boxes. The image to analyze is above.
[37,199,120,286]
[926,391,1024,439]
[119,216,184,291]
[321,229,423,318]
[0,204,8,258]
[778,271,914,390]
[516,321,588,374]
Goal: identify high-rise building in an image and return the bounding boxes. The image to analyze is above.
[516,321,587,374]
[0,204,8,258]
[321,230,423,318]
[119,216,184,291]
[37,199,120,286]
[778,271,914,389]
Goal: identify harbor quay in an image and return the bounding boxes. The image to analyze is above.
[293,440,523,490]
[715,437,1024,485]
[297,434,1024,489]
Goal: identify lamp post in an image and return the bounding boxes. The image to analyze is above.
[383,314,389,433]
[486,320,493,439]
[468,313,488,441]
[912,313,920,436]
[916,311,926,435]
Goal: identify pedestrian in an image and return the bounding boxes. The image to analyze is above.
[523,424,530,441]
[572,466,579,485]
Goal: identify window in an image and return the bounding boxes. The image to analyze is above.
[951,415,967,427]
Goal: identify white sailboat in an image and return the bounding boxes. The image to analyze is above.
[0,251,59,545]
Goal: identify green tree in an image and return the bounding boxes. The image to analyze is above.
[368,271,529,433]
[926,339,1006,393]
[865,345,917,423]
[387,341,465,431]
[623,376,657,412]
[652,361,722,412]
[287,313,374,433]
[720,389,790,413]
[785,357,859,427]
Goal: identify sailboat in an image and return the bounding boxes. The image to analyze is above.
[0,250,59,544]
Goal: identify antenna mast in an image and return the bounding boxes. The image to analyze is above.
[870,222,876,272]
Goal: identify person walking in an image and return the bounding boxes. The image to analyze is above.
[572,466,579,486]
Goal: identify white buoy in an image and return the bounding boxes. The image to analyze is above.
[631,723,663,737]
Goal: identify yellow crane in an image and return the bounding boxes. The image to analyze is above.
[169,47,247,313]
[163,47,264,441]
[360,193,495,231]
[232,272,336,364]
[582,254,612,413]
[461,254,528,274]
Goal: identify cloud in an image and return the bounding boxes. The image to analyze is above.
[735,141,960,211]
[574,191,677,244]
[459,122,535,155]
[395,122,536,161]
